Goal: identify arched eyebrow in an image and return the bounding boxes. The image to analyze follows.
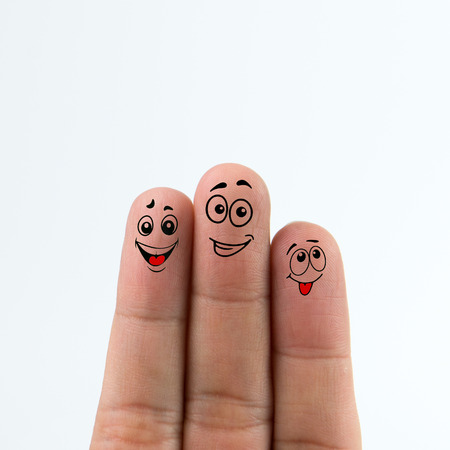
[236,179,252,188]
[164,206,173,211]
[146,199,155,209]
[287,243,297,255]
[210,182,227,192]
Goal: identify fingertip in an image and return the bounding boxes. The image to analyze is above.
[184,166,273,447]
[271,221,350,359]
[194,163,270,210]
[272,221,342,258]
[119,187,193,301]
[272,221,345,300]
[192,163,270,269]
[94,188,194,444]
[128,187,193,227]
[271,221,360,449]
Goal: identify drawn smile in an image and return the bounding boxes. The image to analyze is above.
[135,239,179,272]
[287,273,323,296]
[209,234,254,257]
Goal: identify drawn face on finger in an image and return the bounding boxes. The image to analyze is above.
[287,240,326,295]
[205,179,254,257]
[135,199,179,272]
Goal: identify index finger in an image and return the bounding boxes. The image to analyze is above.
[91,188,193,448]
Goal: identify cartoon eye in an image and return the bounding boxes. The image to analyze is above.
[137,215,153,236]
[206,195,228,224]
[290,248,310,276]
[229,199,253,227]
[309,246,326,271]
[161,214,178,235]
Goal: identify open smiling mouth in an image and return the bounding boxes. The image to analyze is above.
[288,273,323,296]
[135,239,179,272]
[209,235,254,257]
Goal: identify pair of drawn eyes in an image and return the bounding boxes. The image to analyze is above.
[137,215,178,236]
[290,247,326,275]
[206,195,253,227]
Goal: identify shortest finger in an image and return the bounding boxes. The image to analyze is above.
[271,222,361,449]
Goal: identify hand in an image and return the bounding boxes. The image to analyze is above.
[90,163,361,449]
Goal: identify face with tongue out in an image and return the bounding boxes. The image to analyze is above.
[135,199,179,273]
[287,240,327,296]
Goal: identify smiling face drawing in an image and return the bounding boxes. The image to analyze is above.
[206,179,254,257]
[287,240,326,295]
[135,199,179,272]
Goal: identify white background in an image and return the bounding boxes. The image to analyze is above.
[1,1,449,448]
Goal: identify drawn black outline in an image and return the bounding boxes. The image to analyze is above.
[137,215,154,236]
[206,194,228,224]
[210,182,227,192]
[229,198,253,228]
[236,179,252,188]
[209,234,254,257]
[287,242,327,296]
[287,273,324,295]
[309,245,326,272]
[161,214,178,236]
[289,248,310,276]
[135,239,179,273]
[287,243,297,255]
[206,179,254,257]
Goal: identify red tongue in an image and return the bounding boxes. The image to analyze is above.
[299,282,312,295]
[149,255,165,266]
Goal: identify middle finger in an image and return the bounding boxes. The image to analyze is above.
[184,163,272,448]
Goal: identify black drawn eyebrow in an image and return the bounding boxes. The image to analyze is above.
[210,182,227,192]
[306,239,319,243]
[164,206,173,211]
[236,179,252,188]
[146,199,155,209]
[287,243,297,255]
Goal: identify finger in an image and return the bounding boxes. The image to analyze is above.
[271,222,361,449]
[91,188,193,449]
[184,164,272,448]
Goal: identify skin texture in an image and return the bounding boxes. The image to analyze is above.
[90,164,361,449]
[183,164,272,448]
[91,188,194,448]
[271,222,361,448]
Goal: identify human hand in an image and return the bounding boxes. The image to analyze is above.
[90,163,361,449]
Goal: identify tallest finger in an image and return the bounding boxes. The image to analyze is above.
[184,164,273,448]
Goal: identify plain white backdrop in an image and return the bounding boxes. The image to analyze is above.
[1,1,449,448]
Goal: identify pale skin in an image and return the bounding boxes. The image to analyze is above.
[90,163,362,449]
